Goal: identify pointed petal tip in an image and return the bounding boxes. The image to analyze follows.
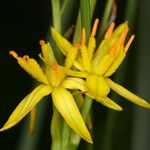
[118,106,123,111]
[109,104,123,111]
[141,103,150,109]
[83,134,93,144]
[86,138,93,144]
[0,125,9,132]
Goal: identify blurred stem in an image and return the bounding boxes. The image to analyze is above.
[125,0,138,30]
[51,106,62,150]
[101,0,138,150]
[61,122,71,150]
[97,0,113,43]
[60,0,68,15]
[51,0,61,33]
[80,0,91,42]
[73,0,97,44]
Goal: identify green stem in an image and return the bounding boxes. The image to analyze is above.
[80,0,91,42]
[73,0,97,44]
[51,106,62,150]
[61,122,71,150]
[51,0,61,33]
[125,0,138,30]
[97,0,113,43]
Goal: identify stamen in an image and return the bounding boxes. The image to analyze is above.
[104,22,115,39]
[81,28,86,45]
[23,55,30,60]
[75,43,81,49]
[91,18,99,37]
[119,28,129,44]
[124,35,135,52]
[51,64,59,75]
[39,40,45,46]
[9,50,18,58]
[110,41,118,56]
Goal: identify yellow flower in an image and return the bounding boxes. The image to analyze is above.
[0,41,92,143]
[51,19,150,111]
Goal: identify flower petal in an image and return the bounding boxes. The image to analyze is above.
[65,68,88,78]
[52,87,92,143]
[106,78,150,108]
[40,41,57,64]
[61,77,87,92]
[80,45,91,72]
[65,47,78,69]
[104,46,125,77]
[51,27,78,56]
[94,96,123,111]
[0,85,52,132]
[17,57,49,85]
[87,37,96,61]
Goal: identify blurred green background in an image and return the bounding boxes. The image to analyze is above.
[0,0,150,150]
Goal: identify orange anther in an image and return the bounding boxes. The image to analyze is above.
[81,28,86,45]
[119,28,129,44]
[9,50,18,58]
[110,41,118,56]
[91,18,99,37]
[124,35,135,52]
[39,40,45,46]
[104,22,115,39]
[23,55,30,60]
[75,43,81,49]
[51,64,60,76]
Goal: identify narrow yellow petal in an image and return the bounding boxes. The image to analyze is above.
[95,96,123,111]
[61,77,87,92]
[0,85,52,132]
[51,27,76,55]
[65,48,78,69]
[112,21,128,38]
[18,57,49,85]
[87,37,96,61]
[106,78,150,109]
[73,61,84,71]
[65,68,88,78]
[9,51,49,85]
[52,87,92,143]
[80,45,91,72]
[29,107,37,136]
[92,39,109,66]
[104,46,125,77]
[92,55,114,75]
[40,40,57,64]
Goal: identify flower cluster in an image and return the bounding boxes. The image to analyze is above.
[0,19,150,143]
